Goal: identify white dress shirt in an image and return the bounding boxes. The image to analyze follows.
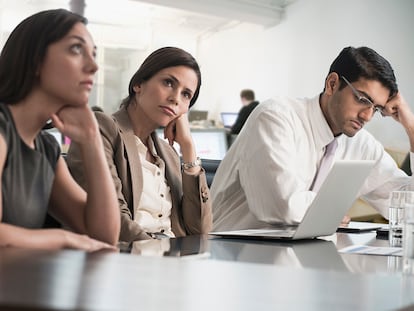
[211,95,413,231]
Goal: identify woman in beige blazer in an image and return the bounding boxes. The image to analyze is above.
[67,47,212,242]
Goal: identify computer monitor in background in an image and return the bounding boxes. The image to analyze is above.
[188,110,208,122]
[155,127,228,160]
[220,112,238,129]
[190,128,228,160]
[44,128,63,146]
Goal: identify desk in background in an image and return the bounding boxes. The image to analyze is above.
[1,232,414,311]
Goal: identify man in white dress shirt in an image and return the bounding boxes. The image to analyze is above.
[211,46,414,231]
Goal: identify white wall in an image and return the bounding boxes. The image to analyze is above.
[196,0,414,151]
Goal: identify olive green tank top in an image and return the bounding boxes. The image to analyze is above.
[0,104,60,228]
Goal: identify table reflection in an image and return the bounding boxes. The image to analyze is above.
[334,232,403,274]
[130,235,211,259]
[120,232,406,274]
[127,235,349,271]
[209,237,350,272]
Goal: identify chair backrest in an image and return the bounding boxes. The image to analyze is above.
[400,153,411,176]
[227,134,238,147]
[202,159,221,187]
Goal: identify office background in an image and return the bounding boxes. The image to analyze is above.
[0,0,413,153]
[2,3,414,309]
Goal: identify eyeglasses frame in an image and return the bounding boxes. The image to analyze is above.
[341,76,385,116]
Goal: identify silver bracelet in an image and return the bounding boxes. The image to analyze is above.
[182,157,202,170]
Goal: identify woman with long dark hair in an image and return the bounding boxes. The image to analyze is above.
[0,9,119,250]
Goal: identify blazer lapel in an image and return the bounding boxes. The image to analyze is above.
[113,108,144,214]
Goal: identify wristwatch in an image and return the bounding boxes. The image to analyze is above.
[182,157,202,170]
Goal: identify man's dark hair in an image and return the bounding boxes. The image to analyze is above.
[240,89,255,101]
[326,46,398,98]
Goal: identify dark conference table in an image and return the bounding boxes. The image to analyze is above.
[0,231,413,311]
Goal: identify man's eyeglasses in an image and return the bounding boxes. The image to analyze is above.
[341,76,384,116]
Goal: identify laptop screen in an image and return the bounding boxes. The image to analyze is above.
[221,112,238,128]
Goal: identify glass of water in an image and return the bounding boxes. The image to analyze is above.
[389,191,414,247]
[403,200,414,274]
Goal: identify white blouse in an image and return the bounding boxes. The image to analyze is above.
[134,135,174,237]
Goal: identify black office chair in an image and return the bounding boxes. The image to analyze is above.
[226,133,238,148]
[202,159,221,187]
[400,153,411,176]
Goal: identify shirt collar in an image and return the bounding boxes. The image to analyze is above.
[308,94,337,149]
[134,135,157,155]
[134,135,163,167]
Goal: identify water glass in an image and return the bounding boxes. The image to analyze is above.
[389,191,414,247]
[403,201,414,274]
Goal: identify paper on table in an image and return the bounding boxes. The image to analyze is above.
[339,245,403,256]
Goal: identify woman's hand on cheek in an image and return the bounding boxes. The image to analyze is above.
[170,114,193,147]
[164,114,192,147]
[51,106,98,145]
[164,119,177,146]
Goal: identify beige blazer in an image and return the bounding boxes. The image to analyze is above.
[67,107,212,242]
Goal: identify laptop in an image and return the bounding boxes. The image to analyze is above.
[220,112,238,128]
[210,160,375,240]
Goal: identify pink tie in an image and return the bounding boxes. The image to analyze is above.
[310,139,338,192]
